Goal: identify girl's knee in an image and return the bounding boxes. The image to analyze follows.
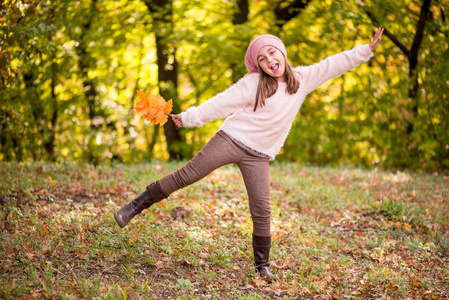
[251,213,271,236]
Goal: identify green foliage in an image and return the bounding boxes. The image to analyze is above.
[1,0,448,170]
[1,1,57,161]
[280,0,449,170]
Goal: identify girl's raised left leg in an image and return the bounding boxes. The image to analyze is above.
[114,131,242,228]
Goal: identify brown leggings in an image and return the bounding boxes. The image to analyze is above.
[159,131,271,236]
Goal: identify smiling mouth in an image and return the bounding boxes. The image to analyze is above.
[270,63,280,72]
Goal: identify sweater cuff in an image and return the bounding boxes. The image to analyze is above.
[180,108,203,128]
[361,44,374,59]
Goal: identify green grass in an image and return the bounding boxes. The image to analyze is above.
[0,161,448,299]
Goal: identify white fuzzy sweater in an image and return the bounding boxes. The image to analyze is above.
[180,44,374,159]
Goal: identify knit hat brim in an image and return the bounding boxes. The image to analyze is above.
[245,34,287,73]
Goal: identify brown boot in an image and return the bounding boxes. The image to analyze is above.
[252,234,278,281]
[114,181,168,228]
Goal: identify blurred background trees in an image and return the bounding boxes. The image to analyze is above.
[1,0,448,170]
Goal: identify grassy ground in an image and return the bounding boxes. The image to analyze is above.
[0,161,448,299]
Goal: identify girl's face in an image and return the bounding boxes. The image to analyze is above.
[257,46,286,82]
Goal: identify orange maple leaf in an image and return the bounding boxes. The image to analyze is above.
[135,87,173,126]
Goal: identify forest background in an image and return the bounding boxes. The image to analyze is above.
[1,0,448,170]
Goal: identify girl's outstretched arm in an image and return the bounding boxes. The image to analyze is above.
[297,28,384,95]
[369,28,384,52]
[178,74,257,128]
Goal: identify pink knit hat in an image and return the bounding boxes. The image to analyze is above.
[245,34,287,73]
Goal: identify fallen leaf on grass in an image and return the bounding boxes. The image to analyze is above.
[422,290,438,300]
[161,255,169,261]
[330,292,343,299]
[410,277,422,288]
[274,258,296,270]
[177,258,192,265]
[240,284,254,290]
[128,232,142,243]
[30,289,42,299]
[313,295,332,300]
[171,206,189,220]
[155,260,164,270]
[250,278,266,287]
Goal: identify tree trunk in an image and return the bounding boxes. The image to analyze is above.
[75,0,100,129]
[144,0,188,160]
[45,49,58,161]
[406,0,431,136]
[230,0,249,83]
[233,0,249,25]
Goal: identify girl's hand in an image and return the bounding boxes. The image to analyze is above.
[369,27,384,52]
[171,114,183,127]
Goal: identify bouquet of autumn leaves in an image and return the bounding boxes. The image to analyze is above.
[134,87,173,126]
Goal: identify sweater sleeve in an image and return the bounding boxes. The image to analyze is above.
[180,74,257,128]
[298,44,373,95]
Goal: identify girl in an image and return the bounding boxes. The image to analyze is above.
[114,28,384,281]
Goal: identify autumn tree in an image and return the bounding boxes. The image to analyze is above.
[143,0,190,160]
[361,0,449,168]
[0,1,58,161]
[365,0,431,140]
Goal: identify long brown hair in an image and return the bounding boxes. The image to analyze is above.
[253,61,300,111]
